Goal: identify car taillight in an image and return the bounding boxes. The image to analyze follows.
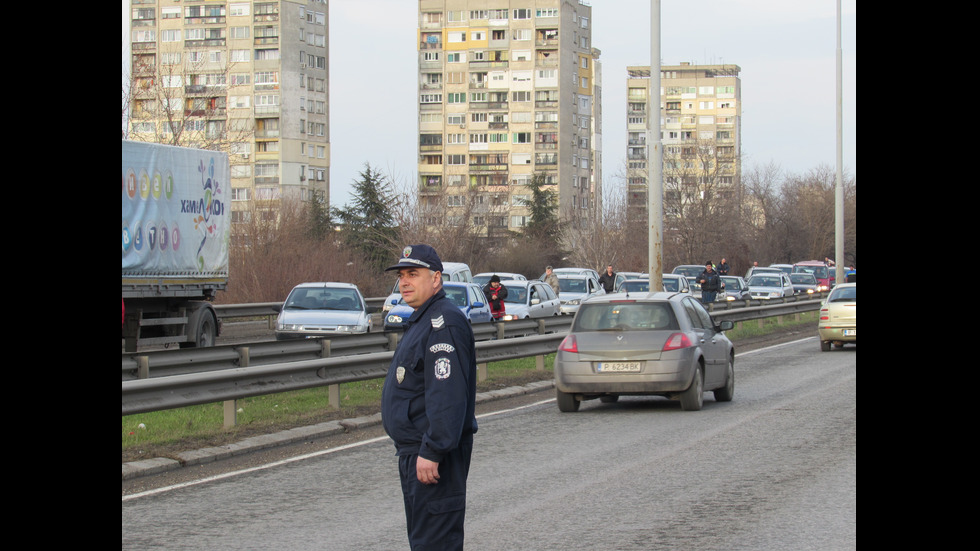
[662,332,692,351]
[820,308,829,320]
[558,334,578,353]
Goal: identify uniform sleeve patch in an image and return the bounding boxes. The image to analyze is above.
[431,315,445,329]
[434,357,452,380]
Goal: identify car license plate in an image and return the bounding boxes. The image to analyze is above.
[843,329,856,336]
[597,362,641,373]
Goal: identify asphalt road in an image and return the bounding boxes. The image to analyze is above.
[122,337,855,550]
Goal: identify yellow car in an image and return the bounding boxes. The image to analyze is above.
[818,283,856,351]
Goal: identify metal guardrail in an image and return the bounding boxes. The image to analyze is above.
[123,293,826,417]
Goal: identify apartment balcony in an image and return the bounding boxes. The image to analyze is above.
[488,122,508,130]
[468,163,508,172]
[185,16,225,25]
[184,39,226,48]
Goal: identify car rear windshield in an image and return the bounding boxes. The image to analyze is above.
[828,286,856,302]
[574,302,679,332]
[558,278,588,293]
[790,274,816,284]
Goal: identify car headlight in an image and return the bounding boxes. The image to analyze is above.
[278,323,301,331]
[726,295,736,301]
[806,289,815,294]
[565,299,580,305]
[386,314,404,324]
[501,314,517,321]
[768,291,781,298]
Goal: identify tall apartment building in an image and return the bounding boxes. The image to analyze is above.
[417,0,601,236]
[127,0,330,224]
[626,62,740,219]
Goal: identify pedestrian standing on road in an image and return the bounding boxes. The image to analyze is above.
[483,274,508,321]
[598,264,616,293]
[544,265,560,297]
[381,244,478,551]
[718,258,730,276]
[698,261,722,304]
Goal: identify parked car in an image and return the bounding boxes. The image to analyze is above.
[383,261,474,313]
[789,273,819,296]
[499,280,562,320]
[746,273,795,299]
[474,272,526,287]
[554,292,735,412]
[671,265,706,279]
[792,260,835,291]
[384,281,491,330]
[613,272,645,291]
[818,282,855,351]
[745,266,783,280]
[556,273,605,315]
[719,276,750,301]
[620,274,692,294]
[276,282,373,339]
[539,267,601,282]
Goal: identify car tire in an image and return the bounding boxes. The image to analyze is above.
[820,340,831,352]
[713,354,735,402]
[679,365,704,411]
[556,389,580,412]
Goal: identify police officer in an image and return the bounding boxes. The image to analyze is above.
[381,244,478,551]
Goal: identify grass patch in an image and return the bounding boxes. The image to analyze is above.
[123,312,816,455]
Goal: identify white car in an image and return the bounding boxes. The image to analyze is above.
[556,274,605,315]
[499,280,562,320]
[747,273,795,299]
[276,282,372,339]
[473,272,527,287]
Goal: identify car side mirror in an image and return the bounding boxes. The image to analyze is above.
[531,298,540,305]
[472,301,484,308]
[390,298,398,305]
[718,320,734,331]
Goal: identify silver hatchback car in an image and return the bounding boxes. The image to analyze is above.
[554,292,735,412]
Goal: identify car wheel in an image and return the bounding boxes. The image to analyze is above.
[679,365,704,411]
[713,354,735,402]
[556,389,580,412]
[820,340,831,352]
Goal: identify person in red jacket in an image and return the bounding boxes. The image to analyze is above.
[482,275,508,321]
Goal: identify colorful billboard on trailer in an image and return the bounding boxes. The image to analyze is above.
[121,140,229,351]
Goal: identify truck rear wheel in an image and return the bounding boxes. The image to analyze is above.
[181,309,217,348]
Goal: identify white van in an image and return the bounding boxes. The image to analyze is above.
[383,262,473,312]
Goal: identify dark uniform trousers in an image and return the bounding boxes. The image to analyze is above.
[398,440,473,551]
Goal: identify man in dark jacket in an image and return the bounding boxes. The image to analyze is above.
[698,261,722,304]
[381,244,478,551]
[598,264,616,293]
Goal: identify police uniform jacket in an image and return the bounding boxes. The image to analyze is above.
[381,289,478,463]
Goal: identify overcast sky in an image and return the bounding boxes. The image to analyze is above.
[328,0,856,209]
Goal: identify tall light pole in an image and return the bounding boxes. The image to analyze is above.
[648,1,663,292]
[835,0,845,283]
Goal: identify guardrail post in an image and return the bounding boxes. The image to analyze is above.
[137,356,149,379]
[537,320,546,334]
[320,340,339,410]
[496,323,505,340]
[225,347,249,428]
[268,315,276,330]
[477,362,488,382]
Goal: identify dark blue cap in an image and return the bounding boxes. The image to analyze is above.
[385,244,444,273]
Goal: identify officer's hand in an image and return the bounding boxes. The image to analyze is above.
[417,457,440,485]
